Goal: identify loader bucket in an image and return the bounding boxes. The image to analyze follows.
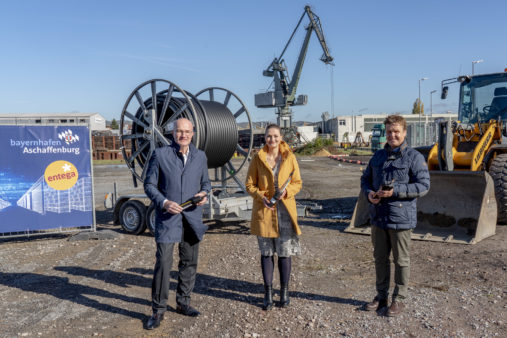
[345,171,497,244]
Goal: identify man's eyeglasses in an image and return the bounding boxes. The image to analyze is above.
[175,129,193,135]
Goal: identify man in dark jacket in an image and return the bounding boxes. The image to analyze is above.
[361,114,430,316]
[144,118,211,330]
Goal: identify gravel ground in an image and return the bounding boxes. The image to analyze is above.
[0,156,505,337]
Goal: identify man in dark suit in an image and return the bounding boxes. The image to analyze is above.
[144,118,211,330]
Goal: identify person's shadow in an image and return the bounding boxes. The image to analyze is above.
[0,270,148,320]
[0,266,365,327]
[53,266,365,308]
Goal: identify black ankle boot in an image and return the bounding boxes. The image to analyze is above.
[263,285,273,310]
[280,283,290,308]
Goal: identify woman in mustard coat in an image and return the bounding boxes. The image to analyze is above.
[245,124,302,310]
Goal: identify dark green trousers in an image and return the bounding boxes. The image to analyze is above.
[371,226,412,301]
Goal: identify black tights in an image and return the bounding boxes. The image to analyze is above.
[261,255,291,286]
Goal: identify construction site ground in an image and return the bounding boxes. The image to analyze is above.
[0,156,505,337]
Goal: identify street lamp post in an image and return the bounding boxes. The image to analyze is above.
[418,77,428,145]
[418,77,428,122]
[427,89,437,144]
[472,59,483,75]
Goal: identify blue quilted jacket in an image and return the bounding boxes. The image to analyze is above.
[360,141,430,230]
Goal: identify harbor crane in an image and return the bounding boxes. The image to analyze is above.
[255,5,334,143]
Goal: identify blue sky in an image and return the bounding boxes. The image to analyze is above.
[1,0,506,123]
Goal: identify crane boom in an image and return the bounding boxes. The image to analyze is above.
[305,6,333,64]
[288,6,334,103]
[254,5,334,145]
[287,18,313,103]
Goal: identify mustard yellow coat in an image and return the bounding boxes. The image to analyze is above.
[245,141,303,238]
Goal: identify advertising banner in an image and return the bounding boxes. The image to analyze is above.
[0,126,94,234]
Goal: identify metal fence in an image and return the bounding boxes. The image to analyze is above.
[320,115,456,147]
[406,121,441,148]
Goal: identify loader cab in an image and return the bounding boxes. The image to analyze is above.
[457,72,507,125]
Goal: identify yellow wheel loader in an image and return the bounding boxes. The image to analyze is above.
[347,71,507,244]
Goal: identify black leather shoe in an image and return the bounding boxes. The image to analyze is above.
[176,304,200,317]
[262,285,273,311]
[146,312,164,330]
[279,283,290,308]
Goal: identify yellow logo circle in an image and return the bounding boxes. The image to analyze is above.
[44,160,79,190]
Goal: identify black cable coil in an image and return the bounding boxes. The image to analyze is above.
[132,94,238,169]
[120,79,253,184]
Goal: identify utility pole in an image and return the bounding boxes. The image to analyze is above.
[430,90,437,115]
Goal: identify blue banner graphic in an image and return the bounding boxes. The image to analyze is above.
[0,126,93,233]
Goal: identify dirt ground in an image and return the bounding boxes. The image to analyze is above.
[0,156,505,337]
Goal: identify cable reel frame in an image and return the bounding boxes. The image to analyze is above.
[120,80,253,189]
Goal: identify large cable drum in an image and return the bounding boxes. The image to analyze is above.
[195,99,238,168]
[120,79,253,183]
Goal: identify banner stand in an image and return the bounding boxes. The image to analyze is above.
[68,229,119,241]
[89,126,97,232]
[0,125,96,239]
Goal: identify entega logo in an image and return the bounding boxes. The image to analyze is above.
[58,129,80,145]
[44,160,79,190]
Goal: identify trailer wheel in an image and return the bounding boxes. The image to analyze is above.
[119,200,147,235]
[146,204,156,236]
[489,153,507,224]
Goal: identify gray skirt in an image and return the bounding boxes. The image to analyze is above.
[257,202,301,257]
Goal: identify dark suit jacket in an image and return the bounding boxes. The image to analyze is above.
[144,143,211,243]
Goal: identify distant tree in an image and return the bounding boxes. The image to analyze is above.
[411,98,425,115]
[110,118,119,130]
